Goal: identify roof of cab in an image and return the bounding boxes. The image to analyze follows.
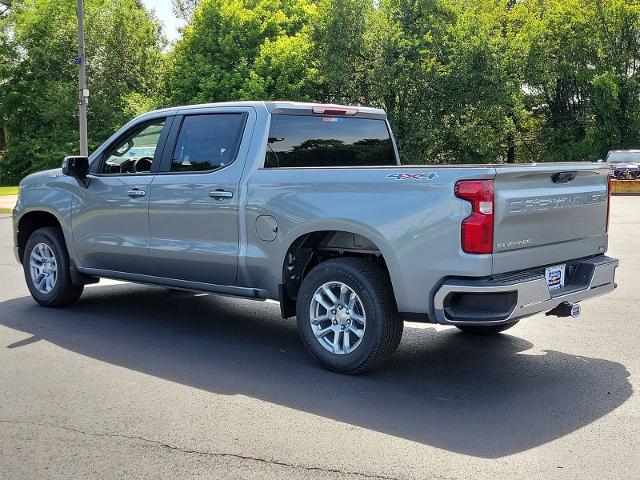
[151,101,387,119]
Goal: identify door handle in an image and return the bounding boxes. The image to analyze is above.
[209,190,233,199]
[127,188,146,197]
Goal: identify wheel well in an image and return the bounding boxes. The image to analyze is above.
[17,211,62,263]
[280,230,392,318]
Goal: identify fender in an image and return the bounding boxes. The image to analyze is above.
[278,219,408,312]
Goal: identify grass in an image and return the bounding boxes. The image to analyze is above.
[0,186,18,195]
[0,208,12,214]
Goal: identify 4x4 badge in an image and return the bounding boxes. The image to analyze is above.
[386,172,439,181]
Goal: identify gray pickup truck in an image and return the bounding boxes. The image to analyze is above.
[12,101,618,373]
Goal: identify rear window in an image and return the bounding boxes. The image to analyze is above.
[264,114,397,168]
[171,113,246,172]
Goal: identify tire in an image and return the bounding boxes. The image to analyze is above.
[456,321,519,335]
[23,227,84,307]
[296,257,403,374]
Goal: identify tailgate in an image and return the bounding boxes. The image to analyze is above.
[492,163,609,274]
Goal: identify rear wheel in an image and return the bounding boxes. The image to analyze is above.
[456,321,519,335]
[23,227,83,307]
[296,257,403,374]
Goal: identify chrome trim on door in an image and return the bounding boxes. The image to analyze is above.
[209,190,233,199]
[127,189,146,197]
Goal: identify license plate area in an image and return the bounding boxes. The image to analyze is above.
[545,264,566,291]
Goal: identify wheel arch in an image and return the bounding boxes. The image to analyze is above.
[16,209,65,264]
[278,223,405,318]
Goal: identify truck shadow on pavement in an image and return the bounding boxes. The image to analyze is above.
[0,284,632,459]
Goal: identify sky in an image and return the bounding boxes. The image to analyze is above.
[141,0,185,43]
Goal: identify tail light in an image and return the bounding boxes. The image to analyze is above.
[455,180,494,254]
[606,175,611,233]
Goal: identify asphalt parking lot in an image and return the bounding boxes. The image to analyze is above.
[0,198,638,480]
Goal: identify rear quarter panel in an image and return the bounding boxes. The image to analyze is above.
[243,166,496,314]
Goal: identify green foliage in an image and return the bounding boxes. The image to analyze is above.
[311,0,640,164]
[172,0,199,22]
[3,0,640,184]
[517,0,640,161]
[313,0,528,164]
[241,32,320,100]
[313,0,377,104]
[0,0,166,184]
[169,0,318,104]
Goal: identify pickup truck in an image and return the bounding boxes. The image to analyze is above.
[604,149,640,180]
[12,101,618,373]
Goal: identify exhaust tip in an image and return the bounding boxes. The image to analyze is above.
[546,302,581,318]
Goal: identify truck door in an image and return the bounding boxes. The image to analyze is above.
[72,116,172,275]
[147,108,254,285]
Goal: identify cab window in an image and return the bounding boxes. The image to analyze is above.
[264,114,397,168]
[101,120,165,174]
[170,114,246,172]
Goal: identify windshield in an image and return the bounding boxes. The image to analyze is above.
[607,151,640,163]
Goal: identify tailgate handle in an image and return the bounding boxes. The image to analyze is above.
[552,171,577,184]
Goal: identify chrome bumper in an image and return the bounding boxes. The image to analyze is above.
[433,255,618,325]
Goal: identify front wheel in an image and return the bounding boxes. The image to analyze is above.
[23,227,84,307]
[296,257,403,374]
[456,321,519,335]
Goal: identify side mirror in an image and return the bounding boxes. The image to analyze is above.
[62,156,90,187]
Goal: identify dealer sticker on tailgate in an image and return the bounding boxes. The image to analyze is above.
[545,264,566,291]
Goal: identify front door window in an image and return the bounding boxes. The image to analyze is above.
[102,120,165,175]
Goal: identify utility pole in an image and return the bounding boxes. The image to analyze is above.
[76,0,88,156]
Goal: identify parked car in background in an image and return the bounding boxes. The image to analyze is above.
[605,150,640,179]
[12,101,618,373]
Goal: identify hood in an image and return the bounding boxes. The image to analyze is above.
[20,168,64,187]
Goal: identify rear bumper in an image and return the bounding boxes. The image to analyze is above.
[433,255,618,326]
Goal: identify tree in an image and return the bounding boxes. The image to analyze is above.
[169,0,318,105]
[4,0,640,182]
[0,1,11,18]
[0,0,14,156]
[588,0,640,158]
[436,0,528,163]
[0,0,167,184]
[332,0,528,164]
[517,0,640,161]
[241,32,320,100]
[172,0,199,23]
[313,0,378,104]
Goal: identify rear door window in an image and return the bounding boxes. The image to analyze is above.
[170,114,246,172]
[264,114,397,168]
